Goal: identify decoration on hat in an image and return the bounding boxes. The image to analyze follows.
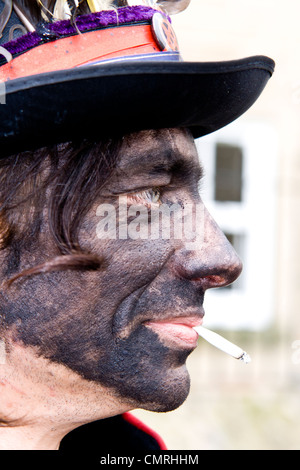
[52,0,76,21]
[151,11,178,51]
[0,0,188,59]
[0,4,178,73]
[87,0,115,13]
[15,7,35,31]
[0,0,12,38]
[126,1,190,15]
[158,0,190,15]
[0,0,190,39]
[52,0,115,20]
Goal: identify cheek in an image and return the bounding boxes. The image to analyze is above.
[1,271,107,343]
[84,222,174,294]
[1,235,173,361]
[1,237,192,410]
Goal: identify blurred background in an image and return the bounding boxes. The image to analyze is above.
[134,0,300,449]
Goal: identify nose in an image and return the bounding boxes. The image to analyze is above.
[172,204,243,291]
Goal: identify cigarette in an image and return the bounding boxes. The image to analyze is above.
[193,325,251,364]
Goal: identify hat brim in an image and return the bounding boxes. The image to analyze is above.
[0,55,274,156]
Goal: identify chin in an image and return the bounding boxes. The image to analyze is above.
[117,360,192,414]
[96,326,194,412]
[141,369,191,413]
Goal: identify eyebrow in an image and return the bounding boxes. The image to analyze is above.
[118,142,205,189]
[148,150,205,185]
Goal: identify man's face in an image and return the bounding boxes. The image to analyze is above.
[3,128,242,412]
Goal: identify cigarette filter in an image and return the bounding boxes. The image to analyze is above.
[193,325,251,364]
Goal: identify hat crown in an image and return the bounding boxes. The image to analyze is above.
[0,0,190,42]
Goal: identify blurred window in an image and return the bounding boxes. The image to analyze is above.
[214,144,243,202]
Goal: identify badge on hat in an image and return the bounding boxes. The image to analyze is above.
[152,11,179,52]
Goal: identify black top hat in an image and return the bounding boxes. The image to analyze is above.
[0,1,275,157]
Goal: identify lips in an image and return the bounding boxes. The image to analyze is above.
[144,316,203,349]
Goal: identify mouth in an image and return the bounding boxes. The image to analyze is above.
[143,315,204,350]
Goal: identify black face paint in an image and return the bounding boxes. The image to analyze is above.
[1,129,242,412]
[2,265,194,412]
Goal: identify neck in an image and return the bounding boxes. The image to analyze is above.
[0,339,130,450]
[0,420,67,450]
[0,375,79,450]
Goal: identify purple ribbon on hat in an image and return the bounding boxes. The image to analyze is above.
[3,6,166,57]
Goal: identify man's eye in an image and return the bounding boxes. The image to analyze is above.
[129,188,162,205]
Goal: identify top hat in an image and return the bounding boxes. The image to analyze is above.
[0,0,275,157]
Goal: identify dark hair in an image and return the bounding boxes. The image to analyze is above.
[0,138,122,286]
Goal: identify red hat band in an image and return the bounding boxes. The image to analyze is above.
[0,7,180,82]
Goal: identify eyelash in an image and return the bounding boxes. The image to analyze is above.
[128,187,162,206]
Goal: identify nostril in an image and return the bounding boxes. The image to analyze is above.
[192,273,236,290]
[197,274,229,289]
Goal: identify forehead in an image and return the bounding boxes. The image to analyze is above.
[118,128,200,170]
